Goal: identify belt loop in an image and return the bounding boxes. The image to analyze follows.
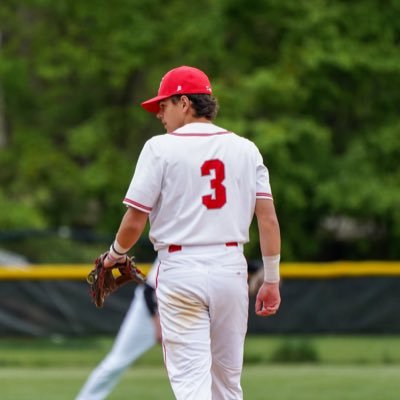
[168,245,182,253]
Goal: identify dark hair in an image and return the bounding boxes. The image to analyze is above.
[171,94,219,120]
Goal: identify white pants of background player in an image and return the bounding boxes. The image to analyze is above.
[75,285,156,400]
[157,245,248,400]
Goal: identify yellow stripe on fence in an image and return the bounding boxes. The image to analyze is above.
[282,262,400,278]
[0,262,400,280]
[0,264,154,280]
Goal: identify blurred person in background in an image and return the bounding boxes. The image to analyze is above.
[75,260,161,400]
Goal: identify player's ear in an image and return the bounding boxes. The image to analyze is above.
[180,95,192,112]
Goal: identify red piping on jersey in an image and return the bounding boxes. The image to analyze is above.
[155,260,161,289]
[168,131,232,137]
[154,261,168,374]
[256,192,273,199]
[123,198,152,212]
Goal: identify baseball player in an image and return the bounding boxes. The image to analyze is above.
[75,262,161,400]
[102,66,281,400]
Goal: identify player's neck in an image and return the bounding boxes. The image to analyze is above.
[183,115,212,126]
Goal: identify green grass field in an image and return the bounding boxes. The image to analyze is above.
[2,335,400,399]
[2,365,400,400]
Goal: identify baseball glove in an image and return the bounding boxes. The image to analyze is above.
[87,253,146,308]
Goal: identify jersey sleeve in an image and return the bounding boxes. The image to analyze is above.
[255,147,273,200]
[123,140,163,213]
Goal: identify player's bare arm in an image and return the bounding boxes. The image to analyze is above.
[104,207,149,268]
[255,199,280,256]
[254,199,281,317]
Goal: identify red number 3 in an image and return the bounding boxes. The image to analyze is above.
[201,159,227,209]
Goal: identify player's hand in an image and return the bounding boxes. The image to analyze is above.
[104,253,127,268]
[255,281,281,317]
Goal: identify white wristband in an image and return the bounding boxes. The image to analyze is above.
[109,240,130,258]
[262,254,280,283]
[106,252,124,264]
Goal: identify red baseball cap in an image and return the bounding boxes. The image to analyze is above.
[141,66,213,113]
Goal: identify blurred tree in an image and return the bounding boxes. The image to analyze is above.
[216,0,400,260]
[0,0,399,261]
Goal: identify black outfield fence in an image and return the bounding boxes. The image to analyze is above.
[1,262,399,336]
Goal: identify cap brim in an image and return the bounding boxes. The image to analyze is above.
[141,95,170,113]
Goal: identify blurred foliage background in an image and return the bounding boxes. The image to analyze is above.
[0,0,399,262]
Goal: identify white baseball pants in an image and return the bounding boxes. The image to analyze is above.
[156,245,249,400]
[75,285,156,400]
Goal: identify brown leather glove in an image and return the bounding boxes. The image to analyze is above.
[87,252,146,308]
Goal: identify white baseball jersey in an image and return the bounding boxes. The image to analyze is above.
[123,122,272,250]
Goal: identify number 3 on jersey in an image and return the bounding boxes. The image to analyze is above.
[201,159,227,209]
